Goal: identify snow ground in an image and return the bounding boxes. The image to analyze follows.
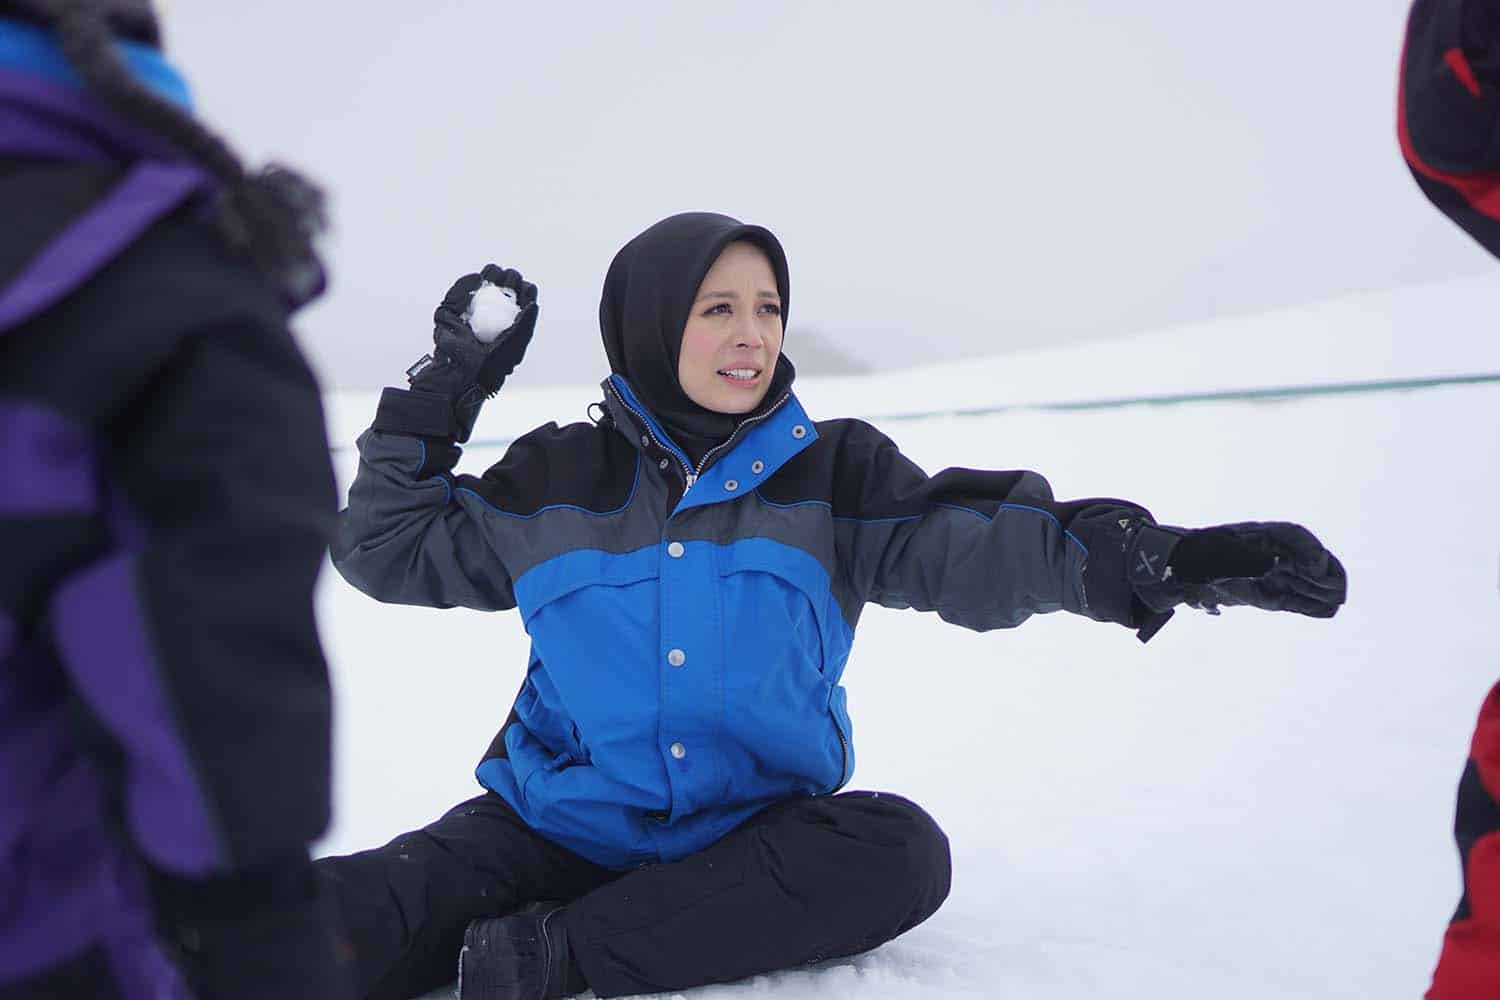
[315,279,1500,999]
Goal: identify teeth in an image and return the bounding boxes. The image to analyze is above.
[718,369,759,380]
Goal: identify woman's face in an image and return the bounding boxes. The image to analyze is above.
[677,241,784,414]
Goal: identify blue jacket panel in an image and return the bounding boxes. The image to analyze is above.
[333,375,1155,869]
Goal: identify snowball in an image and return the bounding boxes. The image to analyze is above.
[466,282,521,343]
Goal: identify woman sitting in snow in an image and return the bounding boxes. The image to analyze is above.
[323,212,1347,1000]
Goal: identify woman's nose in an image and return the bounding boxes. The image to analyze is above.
[733,314,765,348]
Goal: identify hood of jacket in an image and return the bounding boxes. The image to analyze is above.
[0,17,212,333]
[598,211,797,466]
[0,1,161,46]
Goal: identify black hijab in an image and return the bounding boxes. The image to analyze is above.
[599,212,796,466]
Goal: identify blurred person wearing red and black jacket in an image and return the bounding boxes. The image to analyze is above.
[1399,2,1500,995]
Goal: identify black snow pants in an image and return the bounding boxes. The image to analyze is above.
[317,790,951,999]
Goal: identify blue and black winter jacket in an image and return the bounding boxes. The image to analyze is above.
[334,375,1161,871]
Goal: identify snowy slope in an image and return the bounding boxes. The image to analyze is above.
[315,283,1500,999]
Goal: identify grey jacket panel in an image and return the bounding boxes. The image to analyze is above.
[835,505,1088,630]
[830,455,1087,629]
[333,425,686,613]
[447,457,667,578]
[763,417,1153,632]
[332,430,518,611]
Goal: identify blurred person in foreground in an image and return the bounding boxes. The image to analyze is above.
[1399,1,1500,996]
[324,211,1348,1000]
[0,1,350,997]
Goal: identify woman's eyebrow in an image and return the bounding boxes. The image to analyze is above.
[695,290,781,302]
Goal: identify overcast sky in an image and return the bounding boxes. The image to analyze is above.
[159,0,1491,390]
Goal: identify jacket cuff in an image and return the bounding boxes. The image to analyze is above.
[371,387,454,439]
[1076,514,1145,627]
[1123,523,1193,642]
[1126,523,1187,604]
[1074,510,1179,642]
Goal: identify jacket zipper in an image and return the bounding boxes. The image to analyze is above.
[606,382,695,487]
[690,391,793,480]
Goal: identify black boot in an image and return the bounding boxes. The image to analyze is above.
[458,902,588,1000]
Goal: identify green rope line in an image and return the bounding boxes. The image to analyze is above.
[882,371,1500,421]
[332,371,1500,454]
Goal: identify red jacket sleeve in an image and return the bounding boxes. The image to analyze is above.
[1399,0,1500,256]
[1403,7,1500,998]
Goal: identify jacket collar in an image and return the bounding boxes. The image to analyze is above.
[600,374,819,510]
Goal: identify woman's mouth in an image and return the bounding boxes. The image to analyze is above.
[716,367,763,387]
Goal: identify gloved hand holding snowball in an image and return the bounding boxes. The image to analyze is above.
[467,281,522,343]
[406,264,539,441]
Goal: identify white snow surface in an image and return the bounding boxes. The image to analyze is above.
[465,282,521,343]
[316,278,1500,999]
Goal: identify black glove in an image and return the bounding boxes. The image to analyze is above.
[406,264,538,441]
[1128,521,1347,619]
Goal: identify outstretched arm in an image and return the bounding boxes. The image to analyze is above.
[833,424,1344,642]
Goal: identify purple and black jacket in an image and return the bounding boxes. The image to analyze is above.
[1,19,339,998]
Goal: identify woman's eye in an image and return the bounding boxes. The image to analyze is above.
[704,303,732,316]
[760,303,782,316]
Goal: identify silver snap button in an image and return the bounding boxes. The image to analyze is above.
[667,648,686,667]
[791,425,807,439]
[658,458,670,471]
[640,434,650,447]
[724,479,739,492]
[667,541,685,559]
[751,460,765,474]
[670,742,686,760]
